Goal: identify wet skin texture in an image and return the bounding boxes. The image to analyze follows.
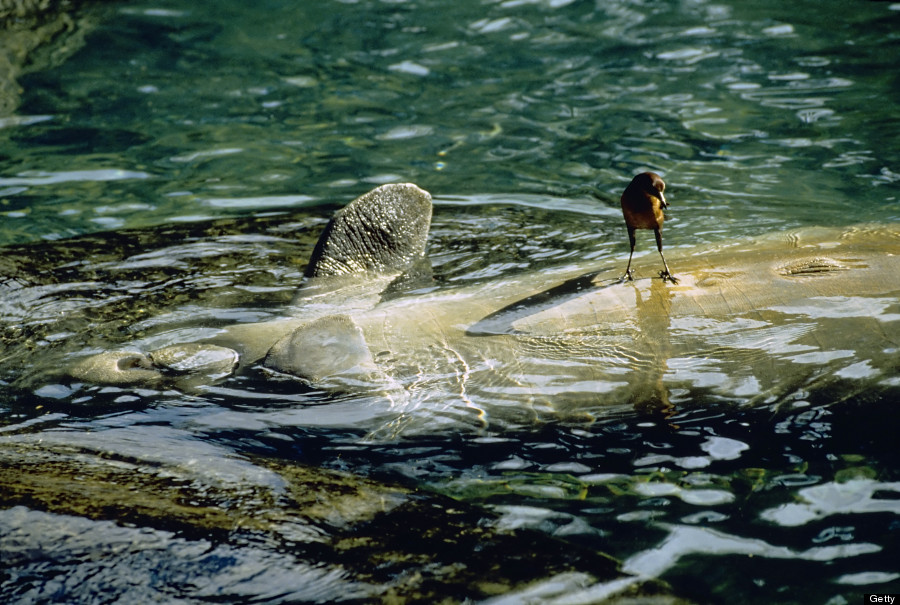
[67,184,899,432]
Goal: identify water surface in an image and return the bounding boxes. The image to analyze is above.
[2,0,899,603]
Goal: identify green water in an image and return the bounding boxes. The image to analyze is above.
[3,0,899,245]
[2,0,900,603]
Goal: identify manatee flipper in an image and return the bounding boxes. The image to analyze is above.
[304,183,432,278]
[263,314,378,387]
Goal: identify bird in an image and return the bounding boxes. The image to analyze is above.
[619,171,678,284]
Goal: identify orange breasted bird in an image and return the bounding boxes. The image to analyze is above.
[620,171,678,284]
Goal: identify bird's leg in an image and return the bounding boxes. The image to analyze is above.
[621,227,636,282]
[654,228,678,284]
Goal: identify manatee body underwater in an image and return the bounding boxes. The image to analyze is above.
[63,182,900,433]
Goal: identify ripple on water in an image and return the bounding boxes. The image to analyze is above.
[761,479,900,527]
[2,1,900,603]
[0,507,373,603]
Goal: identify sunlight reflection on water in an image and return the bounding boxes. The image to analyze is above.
[1,0,899,603]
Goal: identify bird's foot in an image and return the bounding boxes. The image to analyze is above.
[659,270,679,284]
[620,269,635,283]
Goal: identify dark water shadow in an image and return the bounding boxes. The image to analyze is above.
[465,267,623,336]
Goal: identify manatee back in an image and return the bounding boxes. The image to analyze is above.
[305,183,433,278]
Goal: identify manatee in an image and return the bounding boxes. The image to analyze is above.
[69,350,160,385]
[263,313,388,391]
[67,182,433,388]
[69,343,239,386]
[68,184,900,429]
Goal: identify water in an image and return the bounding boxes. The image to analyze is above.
[2,0,900,603]
[4,0,899,245]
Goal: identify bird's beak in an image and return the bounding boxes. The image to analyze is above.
[657,189,667,208]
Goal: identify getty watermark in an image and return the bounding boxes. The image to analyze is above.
[865,596,899,604]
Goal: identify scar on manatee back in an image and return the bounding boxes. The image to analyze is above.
[777,257,852,277]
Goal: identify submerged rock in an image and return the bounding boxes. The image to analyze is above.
[1,0,106,115]
[0,431,692,603]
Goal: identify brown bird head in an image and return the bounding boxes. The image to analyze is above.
[626,172,667,208]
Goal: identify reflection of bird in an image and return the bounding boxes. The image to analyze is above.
[620,172,678,284]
